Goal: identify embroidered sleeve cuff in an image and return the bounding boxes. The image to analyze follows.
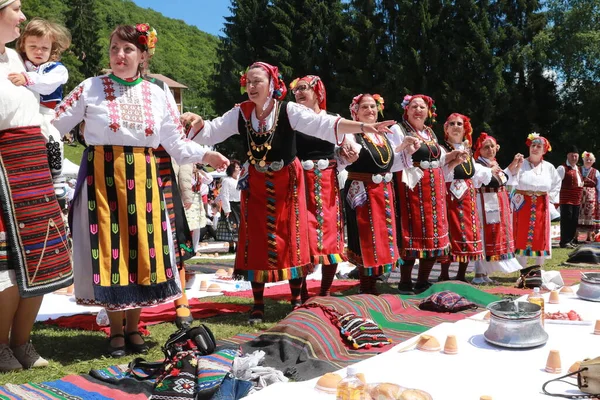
[22,72,34,87]
[334,117,343,145]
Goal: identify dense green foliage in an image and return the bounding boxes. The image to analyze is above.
[216,0,600,165]
[15,0,600,164]
[20,0,220,116]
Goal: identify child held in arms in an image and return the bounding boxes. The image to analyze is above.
[8,18,71,180]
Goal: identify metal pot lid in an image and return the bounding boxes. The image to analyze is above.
[487,299,541,319]
[581,272,600,284]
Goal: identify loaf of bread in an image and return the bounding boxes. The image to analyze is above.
[399,388,433,400]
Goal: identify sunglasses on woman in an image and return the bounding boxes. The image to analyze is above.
[291,84,311,94]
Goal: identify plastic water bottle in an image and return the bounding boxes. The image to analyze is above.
[336,366,365,400]
[528,287,545,326]
[95,308,109,326]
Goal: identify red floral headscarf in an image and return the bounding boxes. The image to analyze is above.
[289,75,326,110]
[348,93,385,121]
[525,132,552,153]
[444,113,473,147]
[401,94,437,124]
[239,61,287,101]
[473,132,498,161]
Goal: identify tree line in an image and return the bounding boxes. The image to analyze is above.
[214,0,600,165]
[16,0,600,165]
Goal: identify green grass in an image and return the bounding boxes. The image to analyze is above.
[0,246,576,385]
[63,142,84,165]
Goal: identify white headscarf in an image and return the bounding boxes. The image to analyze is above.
[0,0,17,10]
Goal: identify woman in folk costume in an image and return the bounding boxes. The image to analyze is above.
[289,75,353,298]
[0,0,73,372]
[52,24,228,357]
[389,95,467,294]
[578,151,600,241]
[512,133,561,270]
[471,133,524,284]
[437,114,493,282]
[184,62,396,323]
[345,94,420,294]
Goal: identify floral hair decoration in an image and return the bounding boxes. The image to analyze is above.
[402,94,437,125]
[135,23,158,56]
[348,93,385,121]
[289,75,327,111]
[582,151,596,162]
[526,132,552,153]
[239,62,287,102]
[473,132,499,161]
[444,113,473,147]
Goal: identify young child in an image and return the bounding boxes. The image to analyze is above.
[8,18,71,180]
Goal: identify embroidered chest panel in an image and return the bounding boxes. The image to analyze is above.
[101,77,155,136]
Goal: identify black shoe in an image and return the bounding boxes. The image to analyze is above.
[175,305,194,329]
[248,308,264,325]
[107,334,126,358]
[414,281,433,294]
[125,331,149,354]
[398,281,415,295]
[437,276,450,282]
[566,242,578,249]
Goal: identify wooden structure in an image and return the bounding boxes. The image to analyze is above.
[147,73,188,113]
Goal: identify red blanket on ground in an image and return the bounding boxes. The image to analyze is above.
[43,300,251,336]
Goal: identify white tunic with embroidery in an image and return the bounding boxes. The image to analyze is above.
[53,75,209,308]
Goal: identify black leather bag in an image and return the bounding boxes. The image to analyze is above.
[128,323,217,380]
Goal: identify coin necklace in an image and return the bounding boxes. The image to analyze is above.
[245,101,281,168]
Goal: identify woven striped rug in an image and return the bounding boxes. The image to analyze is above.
[0,349,238,400]
[240,282,499,381]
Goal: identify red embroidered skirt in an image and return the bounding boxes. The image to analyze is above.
[444,180,483,262]
[345,178,399,276]
[478,187,515,261]
[395,167,450,259]
[303,162,346,265]
[0,126,72,297]
[578,187,599,232]
[513,193,550,256]
[234,159,311,283]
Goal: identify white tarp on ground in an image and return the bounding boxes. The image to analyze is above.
[247,287,600,400]
[62,158,79,179]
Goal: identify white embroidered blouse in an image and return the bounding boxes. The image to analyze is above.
[52,75,208,165]
[0,48,42,130]
[515,160,562,204]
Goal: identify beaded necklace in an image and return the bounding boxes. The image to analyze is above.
[447,141,472,175]
[402,120,440,159]
[359,133,392,169]
[245,101,281,167]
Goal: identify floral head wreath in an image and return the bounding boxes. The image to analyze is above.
[526,132,552,153]
[289,75,327,110]
[401,94,437,125]
[135,24,158,56]
[239,62,287,102]
[444,113,473,147]
[473,132,499,161]
[348,93,385,121]
[582,151,596,162]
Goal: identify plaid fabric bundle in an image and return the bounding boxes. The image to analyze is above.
[418,291,478,313]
